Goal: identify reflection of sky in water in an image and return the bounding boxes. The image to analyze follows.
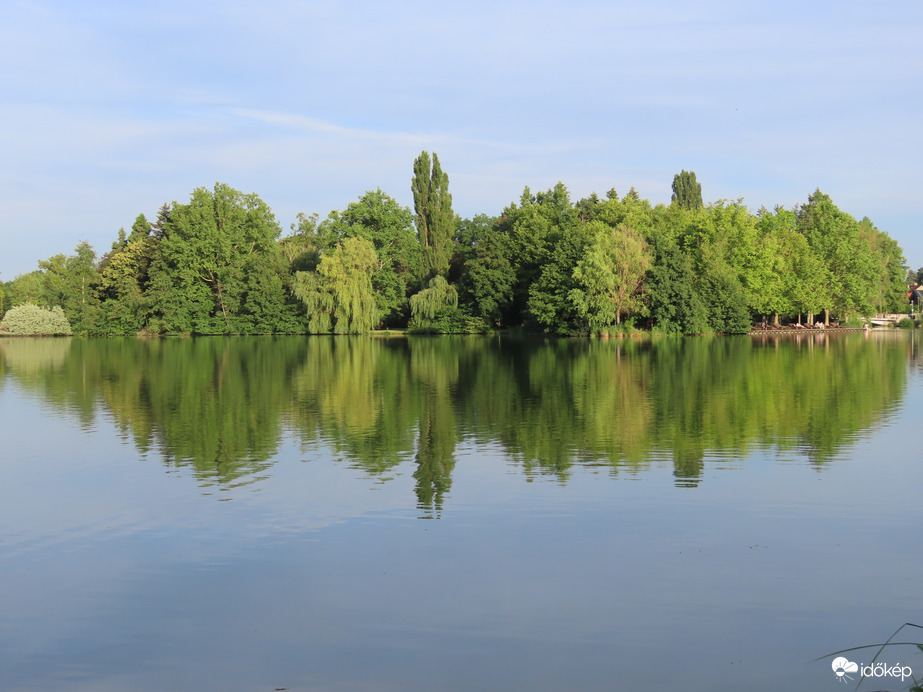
[1,340,922,692]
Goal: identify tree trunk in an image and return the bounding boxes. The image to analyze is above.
[215,281,230,331]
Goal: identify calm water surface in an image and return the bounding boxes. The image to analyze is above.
[1,333,922,692]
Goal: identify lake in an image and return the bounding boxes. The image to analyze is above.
[1,332,922,692]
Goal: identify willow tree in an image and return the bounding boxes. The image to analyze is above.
[410,275,458,326]
[292,236,379,334]
[322,189,420,325]
[569,222,652,328]
[412,151,454,281]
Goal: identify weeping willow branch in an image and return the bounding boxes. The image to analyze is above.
[410,276,458,324]
[292,237,380,334]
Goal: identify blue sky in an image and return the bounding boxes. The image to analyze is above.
[1,0,921,279]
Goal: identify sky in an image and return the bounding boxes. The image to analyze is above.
[1,0,921,280]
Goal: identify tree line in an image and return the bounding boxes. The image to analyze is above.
[0,157,912,335]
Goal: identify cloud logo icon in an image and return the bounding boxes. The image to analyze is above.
[832,657,859,682]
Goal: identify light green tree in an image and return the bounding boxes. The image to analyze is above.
[5,271,46,308]
[798,190,877,322]
[292,236,380,334]
[858,216,908,313]
[786,229,828,323]
[321,189,420,325]
[410,275,459,327]
[96,222,157,334]
[36,241,99,334]
[569,222,652,328]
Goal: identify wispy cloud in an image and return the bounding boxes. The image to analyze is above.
[232,108,441,146]
[1,0,921,277]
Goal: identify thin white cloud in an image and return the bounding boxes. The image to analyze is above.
[1,0,921,277]
[232,108,441,146]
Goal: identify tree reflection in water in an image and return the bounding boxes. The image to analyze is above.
[0,331,910,507]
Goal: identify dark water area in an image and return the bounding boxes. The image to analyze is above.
[1,333,922,692]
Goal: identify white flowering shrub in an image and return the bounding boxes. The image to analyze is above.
[0,304,73,335]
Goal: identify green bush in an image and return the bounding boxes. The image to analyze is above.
[0,304,73,335]
[407,307,491,334]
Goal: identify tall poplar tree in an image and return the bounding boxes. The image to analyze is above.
[412,151,454,281]
[671,170,703,210]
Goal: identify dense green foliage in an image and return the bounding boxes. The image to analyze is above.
[318,189,421,325]
[145,183,299,335]
[292,237,380,334]
[671,170,703,210]
[410,276,458,324]
[412,151,454,282]
[0,162,910,336]
[570,223,652,329]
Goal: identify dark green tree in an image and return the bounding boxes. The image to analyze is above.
[498,183,581,330]
[671,170,703,210]
[412,151,454,281]
[456,214,514,324]
[645,228,710,334]
[144,183,294,334]
[281,213,327,274]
